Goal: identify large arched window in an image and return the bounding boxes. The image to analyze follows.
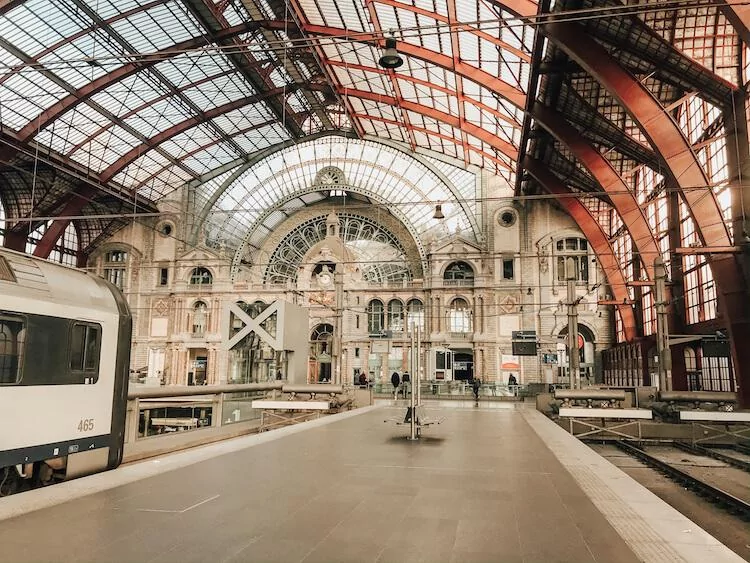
[448,298,472,333]
[555,238,589,282]
[406,299,424,331]
[443,261,474,286]
[387,300,404,332]
[367,299,384,335]
[190,267,213,286]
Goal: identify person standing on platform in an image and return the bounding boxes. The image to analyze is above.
[508,373,518,396]
[472,377,480,402]
[391,371,400,400]
[402,371,410,399]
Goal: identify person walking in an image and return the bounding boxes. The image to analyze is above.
[391,371,401,400]
[472,377,481,402]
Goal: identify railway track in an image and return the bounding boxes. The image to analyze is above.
[674,442,750,473]
[615,441,750,519]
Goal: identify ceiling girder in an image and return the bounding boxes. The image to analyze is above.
[525,157,637,341]
[533,102,659,280]
[543,19,750,408]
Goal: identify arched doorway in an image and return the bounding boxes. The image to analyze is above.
[309,323,333,382]
[557,324,596,385]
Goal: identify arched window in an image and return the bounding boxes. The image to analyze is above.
[190,267,213,286]
[192,301,208,335]
[443,261,474,286]
[367,299,384,334]
[104,249,127,289]
[448,298,472,333]
[387,300,404,332]
[556,238,589,282]
[406,299,424,331]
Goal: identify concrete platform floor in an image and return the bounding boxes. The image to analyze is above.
[0,402,743,563]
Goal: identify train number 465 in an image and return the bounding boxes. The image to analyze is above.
[77,419,95,432]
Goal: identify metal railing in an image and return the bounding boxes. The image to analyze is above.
[125,383,284,443]
[367,381,525,399]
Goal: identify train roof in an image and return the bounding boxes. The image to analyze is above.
[0,248,121,314]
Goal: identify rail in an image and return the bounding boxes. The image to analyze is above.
[674,442,750,473]
[616,441,750,518]
[125,383,285,443]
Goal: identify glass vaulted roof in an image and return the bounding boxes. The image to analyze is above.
[0,0,535,204]
[202,135,480,251]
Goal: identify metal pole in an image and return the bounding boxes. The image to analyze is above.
[333,269,344,385]
[655,256,672,391]
[416,326,421,407]
[409,326,416,440]
[566,257,580,389]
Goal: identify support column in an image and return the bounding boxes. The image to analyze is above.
[566,257,580,389]
[655,257,672,392]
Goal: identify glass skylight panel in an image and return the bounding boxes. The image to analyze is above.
[3,71,66,123]
[123,96,190,138]
[160,124,218,160]
[182,144,237,176]
[89,75,160,120]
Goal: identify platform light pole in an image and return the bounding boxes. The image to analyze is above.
[566,257,580,389]
[333,268,344,385]
[654,256,672,391]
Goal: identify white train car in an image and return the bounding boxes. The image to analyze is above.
[0,248,131,495]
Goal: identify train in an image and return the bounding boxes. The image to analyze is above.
[0,247,131,496]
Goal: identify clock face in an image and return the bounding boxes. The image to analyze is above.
[318,272,332,286]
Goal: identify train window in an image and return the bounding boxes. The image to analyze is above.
[69,323,101,381]
[0,315,25,384]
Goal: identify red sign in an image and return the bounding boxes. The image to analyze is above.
[577,334,585,349]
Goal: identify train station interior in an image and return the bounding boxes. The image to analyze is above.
[1,0,750,561]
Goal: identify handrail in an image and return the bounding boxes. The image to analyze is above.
[128,382,283,400]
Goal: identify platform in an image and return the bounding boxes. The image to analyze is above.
[0,402,743,563]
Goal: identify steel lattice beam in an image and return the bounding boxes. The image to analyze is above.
[302,24,527,109]
[533,102,660,280]
[32,186,97,259]
[15,21,284,142]
[342,88,517,162]
[543,20,750,407]
[525,158,637,341]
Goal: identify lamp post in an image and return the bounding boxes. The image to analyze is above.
[333,268,344,385]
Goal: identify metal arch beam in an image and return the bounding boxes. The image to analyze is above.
[100,94,291,182]
[354,113,513,171]
[325,60,520,127]
[342,88,518,161]
[532,102,660,280]
[187,131,358,245]
[0,0,170,87]
[525,158,637,341]
[16,21,284,142]
[32,186,96,259]
[543,22,730,247]
[231,188,430,283]
[372,0,531,61]
[543,21,750,406]
[301,24,527,109]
